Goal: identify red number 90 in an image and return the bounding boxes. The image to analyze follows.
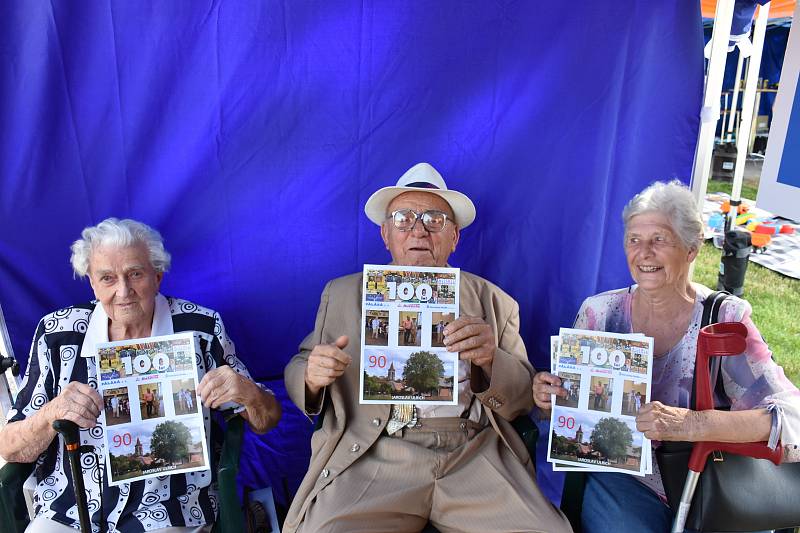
[368,355,387,368]
[557,416,576,429]
[112,433,132,447]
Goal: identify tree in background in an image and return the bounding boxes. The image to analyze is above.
[363,372,392,397]
[151,420,191,464]
[590,417,633,461]
[403,351,444,394]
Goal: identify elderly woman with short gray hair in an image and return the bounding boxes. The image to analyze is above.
[0,217,280,533]
[533,181,800,532]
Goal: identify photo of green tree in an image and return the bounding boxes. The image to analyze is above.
[362,348,455,402]
[549,408,642,472]
[107,417,207,483]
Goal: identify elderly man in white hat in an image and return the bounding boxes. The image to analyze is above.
[283,163,571,533]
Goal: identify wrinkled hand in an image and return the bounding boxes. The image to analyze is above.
[44,381,104,429]
[532,371,566,412]
[636,401,699,441]
[197,365,258,410]
[304,336,351,396]
[444,317,495,374]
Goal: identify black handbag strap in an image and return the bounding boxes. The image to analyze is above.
[701,290,729,330]
[690,290,730,410]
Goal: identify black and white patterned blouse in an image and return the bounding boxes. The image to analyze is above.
[8,296,252,532]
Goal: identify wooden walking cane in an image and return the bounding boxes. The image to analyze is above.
[52,420,92,533]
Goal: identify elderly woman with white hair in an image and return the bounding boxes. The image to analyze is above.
[0,218,280,533]
[532,181,800,532]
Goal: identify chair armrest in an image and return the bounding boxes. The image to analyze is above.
[214,416,245,533]
[0,461,35,533]
[510,414,540,470]
[559,471,585,533]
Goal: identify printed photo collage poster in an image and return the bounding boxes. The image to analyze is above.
[360,264,460,406]
[95,332,211,486]
[547,328,654,476]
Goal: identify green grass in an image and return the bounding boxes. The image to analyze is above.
[706,178,759,201]
[693,241,800,385]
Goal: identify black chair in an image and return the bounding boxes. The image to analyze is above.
[0,461,35,533]
[559,471,585,533]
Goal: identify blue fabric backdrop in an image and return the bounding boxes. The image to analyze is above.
[0,1,703,507]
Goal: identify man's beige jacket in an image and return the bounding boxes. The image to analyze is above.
[283,270,536,532]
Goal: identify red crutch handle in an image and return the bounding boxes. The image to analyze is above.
[694,322,748,411]
[688,322,783,472]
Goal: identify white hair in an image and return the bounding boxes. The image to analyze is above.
[622,180,704,251]
[70,218,171,278]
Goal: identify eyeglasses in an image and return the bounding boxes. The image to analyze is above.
[387,209,449,232]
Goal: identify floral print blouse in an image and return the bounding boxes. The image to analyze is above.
[574,284,800,498]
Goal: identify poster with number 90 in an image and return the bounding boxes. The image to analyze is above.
[95,331,210,486]
[359,264,459,405]
[547,328,654,477]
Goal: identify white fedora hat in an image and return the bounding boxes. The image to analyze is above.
[364,162,476,228]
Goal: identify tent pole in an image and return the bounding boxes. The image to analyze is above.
[0,302,20,428]
[748,80,764,153]
[736,57,750,143]
[732,3,770,203]
[689,0,734,281]
[721,92,730,138]
[726,52,745,142]
[690,0,735,212]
